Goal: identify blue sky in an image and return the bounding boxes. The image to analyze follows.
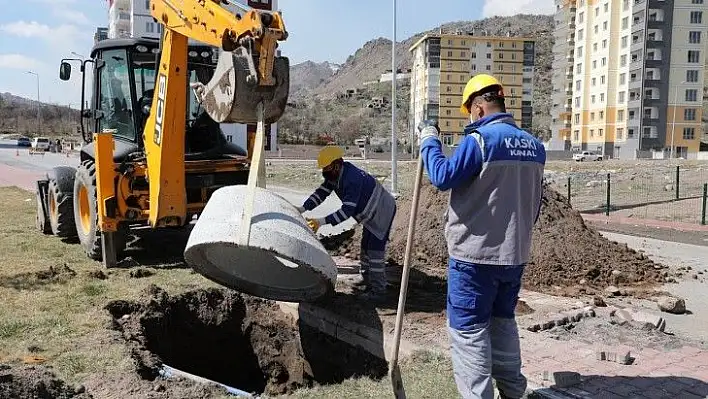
[0,0,553,108]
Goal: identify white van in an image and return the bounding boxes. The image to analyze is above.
[31,137,50,151]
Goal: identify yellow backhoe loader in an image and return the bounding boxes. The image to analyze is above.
[35,0,290,268]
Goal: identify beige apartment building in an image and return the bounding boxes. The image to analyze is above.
[549,0,708,159]
[409,32,536,146]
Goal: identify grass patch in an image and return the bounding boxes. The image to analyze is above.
[0,186,465,397]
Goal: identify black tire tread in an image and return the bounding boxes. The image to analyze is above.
[36,187,51,235]
[48,177,77,238]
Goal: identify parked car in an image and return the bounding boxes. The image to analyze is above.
[573,151,603,162]
[31,137,50,151]
[16,137,31,147]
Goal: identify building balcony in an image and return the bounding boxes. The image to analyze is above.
[565,87,573,95]
[647,20,663,29]
[630,41,644,52]
[644,97,662,106]
[628,99,642,109]
[566,36,575,44]
[644,78,662,88]
[564,103,573,111]
[644,59,663,68]
[643,117,660,126]
[646,39,664,48]
[629,79,643,90]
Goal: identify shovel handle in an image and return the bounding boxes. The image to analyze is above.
[388,151,425,395]
[238,102,266,246]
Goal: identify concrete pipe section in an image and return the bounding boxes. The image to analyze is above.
[184,185,337,302]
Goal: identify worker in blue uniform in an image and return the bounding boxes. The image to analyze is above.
[416,74,546,399]
[297,146,397,302]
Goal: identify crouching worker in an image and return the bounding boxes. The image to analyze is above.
[297,146,396,302]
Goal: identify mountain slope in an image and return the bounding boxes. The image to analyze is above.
[289,61,341,99]
[0,93,79,137]
[287,14,555,137]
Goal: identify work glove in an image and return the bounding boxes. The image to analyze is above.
[295,205,306,213]
[306,217,326,233]
[416,119,440,145]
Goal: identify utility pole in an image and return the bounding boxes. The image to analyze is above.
[390,0,398,195]
[670,81,686,160]
[27,71,40,136]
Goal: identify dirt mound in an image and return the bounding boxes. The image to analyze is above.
[322,181,668,297]
[0,264,76,290]
[105,285,386,397]
[0,364,92,398]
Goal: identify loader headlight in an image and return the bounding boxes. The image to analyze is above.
[136,45,148,53]
[188,51,198,57]
[201,51,211,58]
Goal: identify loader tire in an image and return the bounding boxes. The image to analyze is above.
[35,185,51,235]
[48,166,77,238]
[73,160,127,262]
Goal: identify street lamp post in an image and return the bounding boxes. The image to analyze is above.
[26,71,41,136]
[390,0,398,195]
[670,80,686,160]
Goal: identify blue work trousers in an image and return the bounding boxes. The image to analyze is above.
[359,227,388,295]
[447,259,527,399]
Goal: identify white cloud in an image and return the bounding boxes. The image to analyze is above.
[0,54,43,70]
[52,9,91,26]
[482,0,555,17]
[0,20,81,46]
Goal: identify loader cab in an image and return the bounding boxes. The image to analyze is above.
[60,37,247,163]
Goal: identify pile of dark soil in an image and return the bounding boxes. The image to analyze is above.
[105,285,386,397]
[0,264,76,290]
[0,364,92,398]
[321,181,668,297]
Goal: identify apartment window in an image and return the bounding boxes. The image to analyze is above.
[595,7,599,16]
[602,39,607,49]
[683,127,695,140]
[619,91,625,103]
[499,53,504,59]
[448,51,453,57]
[462,40,467,46]
[690,12,702,24]
[146,22,154,33]
[591,95,596,103]
[446,74,451,81]
[576,63,582,73]
[578,29,584,40]
[578,12,584,23]
[601,57,606,66]
[511,53,516,60]
[599,129,604,137]
[621,36,628,48]
[593,43,598,52]
[600,111,604,119]
[600,93,605,102]
[623,0,629,9]
[601,75,606,84]
[603,21,608,31]
[687,70,699,82]
[685,89,698,101]
[689,31,701,43]
[577,46,583,57]
[620,55,627,66]
[487,41,492,47]
[617,128,624,139]
[591,112,595,121]
[145,0,150,9]
[604,3,609,12]
[576,80,581,90]
[575,114,580,123]
[643,127,652,138]
[499,41,505,48]
[471,52,477,58]
[574,130,580,141]
[685,109,697,120]
[688,51,700,63]
[487,53,492,59]
[446,86,452,93]
[618,110,625,121]
[594,25,598,34]
[512,42,516,48]
[622,17,628,30]
[461,51,466,58]
[692,0,704,3]
[575,97,581,106]
[592,60,597,69]
[472,64,477,71]
[498,64,504,71]
[590,129,595,137]
[592,77,597,86]
[486,65,491,71]
[448,39,453,45]
[620,73,626,84]
[446,110,452,116]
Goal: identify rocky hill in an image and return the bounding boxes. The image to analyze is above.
[289,61,341,99]
[0,93,80,137]
[286,14,555,140]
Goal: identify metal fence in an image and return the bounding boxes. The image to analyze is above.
[549,165,708,225]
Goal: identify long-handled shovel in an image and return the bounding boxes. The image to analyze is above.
[238,101,266,247]
[389,150,425,399]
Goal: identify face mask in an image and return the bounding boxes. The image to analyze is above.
[323,167,338,181]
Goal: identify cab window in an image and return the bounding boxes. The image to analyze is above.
[97,49,136,141]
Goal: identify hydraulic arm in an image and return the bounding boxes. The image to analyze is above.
[139,0,290,228]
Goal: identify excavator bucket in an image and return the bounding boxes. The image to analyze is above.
[193,48,290,125]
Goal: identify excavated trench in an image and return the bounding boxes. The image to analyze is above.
[105,285,387,396]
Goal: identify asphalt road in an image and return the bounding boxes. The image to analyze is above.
[0,139,352,235]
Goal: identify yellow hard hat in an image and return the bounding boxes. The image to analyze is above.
[317,145,345,169]
[460,74,503,116]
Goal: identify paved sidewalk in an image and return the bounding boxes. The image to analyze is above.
[521,335,708,398]
[582,213,708,232]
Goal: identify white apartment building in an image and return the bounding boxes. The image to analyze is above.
[106,0,281,152]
